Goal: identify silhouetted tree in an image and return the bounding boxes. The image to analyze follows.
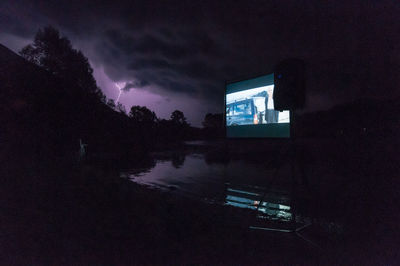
[99,94,107,104]
[116,102,126,114]
[19,26,102,97]
[5,27,158,156]
[107,99,116,109]
[171,110,188,126]
[129,106,157,124]
[202,113,224,139]
[202,113,223,128]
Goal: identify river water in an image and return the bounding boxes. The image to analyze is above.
[119,141,317,225]
[117,137,398,249]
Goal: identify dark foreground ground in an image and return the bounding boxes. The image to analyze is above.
[0,137,399,265]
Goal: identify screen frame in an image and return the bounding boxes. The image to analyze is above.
[224,73,292,140]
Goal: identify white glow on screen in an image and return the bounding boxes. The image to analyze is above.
[226,85,273,104]
[226,85,290,124]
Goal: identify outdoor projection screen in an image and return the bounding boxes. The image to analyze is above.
[225,73,290,138]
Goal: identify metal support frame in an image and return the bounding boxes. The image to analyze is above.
[249,109,313,237]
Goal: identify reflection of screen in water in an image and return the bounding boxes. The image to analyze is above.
[225,185,292,222]
[225,73,290,138]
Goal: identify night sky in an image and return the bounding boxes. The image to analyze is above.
[1,0,399,126]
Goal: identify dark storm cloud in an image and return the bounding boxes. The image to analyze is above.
[122,80,150,91]
[1,0,399,114]
[91,25,228,102]
[103,29,137,55]
[128,58,171,70]
[132,34,189,60]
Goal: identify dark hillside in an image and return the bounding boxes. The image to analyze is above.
[0,44,141,161]
[296,97,400,138]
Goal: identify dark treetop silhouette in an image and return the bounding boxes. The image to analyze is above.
[19,26,103,99]
[1,26,200,161]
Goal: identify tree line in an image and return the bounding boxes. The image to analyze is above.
[13,26,223,158]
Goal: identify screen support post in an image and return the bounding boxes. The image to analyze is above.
[250,109,312,235]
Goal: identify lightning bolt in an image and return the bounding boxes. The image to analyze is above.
[115,82,124,103]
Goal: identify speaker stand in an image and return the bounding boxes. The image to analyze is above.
[249,110,319,249]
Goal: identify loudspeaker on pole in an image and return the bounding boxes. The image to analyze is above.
[273,58,306,110]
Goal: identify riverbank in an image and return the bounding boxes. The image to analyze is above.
[0,158,317,265]
[1,137,398,264]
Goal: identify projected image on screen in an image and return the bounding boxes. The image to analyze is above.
[226,73,290,138]
[226,86,290,125]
